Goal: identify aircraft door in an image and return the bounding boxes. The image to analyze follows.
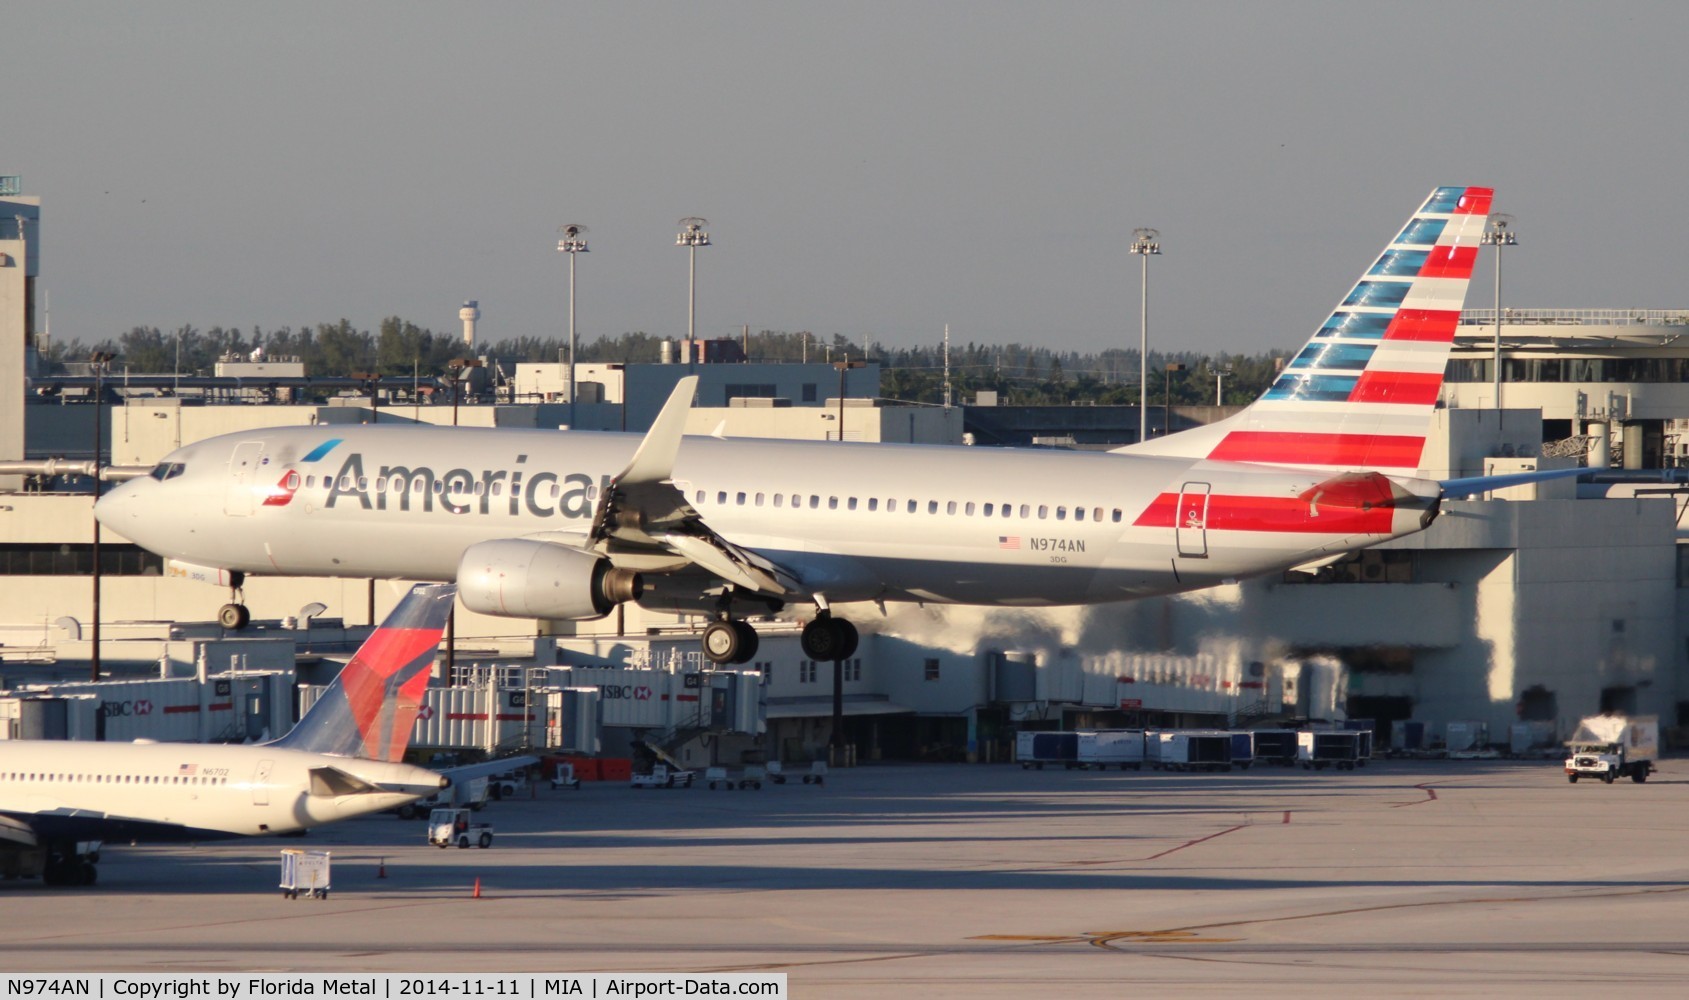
[252,758,274,806]
[1175,482,1211,558]
[225,441,266,516]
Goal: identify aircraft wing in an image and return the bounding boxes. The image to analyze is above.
[0,814,39,849]
[588,377,805,598]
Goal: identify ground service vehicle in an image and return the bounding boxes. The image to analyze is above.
[428,808,494,848]
[1565,715,1657,784]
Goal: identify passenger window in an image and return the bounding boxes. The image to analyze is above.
[927,501,938,514]
[1094,507,1104,522]
[810,495,820,509]
[848,497,858,510]
[755,493,765,506]
[339,476,351,490]
[868,498,878,512]
[965,502,976,516]
[736,492,746,505]
[716,491,726,504]
[1074,507,1085,522]
[774,494,783,508]
[492,482,504,496]
[1019,504,1030,518]
[357,477,368,491]
[1112,509,1123,522]
[946,501,957,515]
[907,499,917,513]
[983,503,993,516]
[1056,506,1067,521]
[285,471,300,489]
[695,490,705,503]
[548,483,561,499]
[828,497,839,510]
[306,475,316,488]
[1038,505,1049,519]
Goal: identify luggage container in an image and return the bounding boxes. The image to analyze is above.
[1390,719,1426,753]
[1297,730,1363,770]
[1341,719,1375,764]
[279,849,331,900]
[1076,730,1145,770]
[1016,731,1079,770]
[1227,731,1255,770]
[1251,729,1299,766]
[1148,730,1233,772]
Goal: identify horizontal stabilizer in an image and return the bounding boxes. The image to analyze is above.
[307,765,383,798]
[437,755,540,785]
[1440,466,1586,499]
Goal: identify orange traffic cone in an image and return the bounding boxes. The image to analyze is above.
[473,877,481,899]
[377,857,387,879]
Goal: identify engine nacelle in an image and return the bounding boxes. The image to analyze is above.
[457,539,643,621]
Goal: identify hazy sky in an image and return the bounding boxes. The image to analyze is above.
[11,2,1689,356]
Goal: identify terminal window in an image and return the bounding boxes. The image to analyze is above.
[0,543,163,576]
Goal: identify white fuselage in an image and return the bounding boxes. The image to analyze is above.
[96,425,1437,609]
[0,739,445,843]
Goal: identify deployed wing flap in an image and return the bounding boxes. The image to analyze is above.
[590,376,805,599]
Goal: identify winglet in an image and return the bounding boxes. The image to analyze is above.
[619,376,699,486]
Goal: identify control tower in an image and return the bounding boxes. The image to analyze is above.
[460,300,480,348]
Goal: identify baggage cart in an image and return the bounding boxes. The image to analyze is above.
[279,849,331,900]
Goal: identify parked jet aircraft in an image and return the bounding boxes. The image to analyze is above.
[97,187,1540,667]
[0,584,455,885]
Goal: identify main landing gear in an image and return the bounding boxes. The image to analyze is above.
[41,841,99,887]
[698,611,860,665]
[801,612,858,662]
[218,572,250,630]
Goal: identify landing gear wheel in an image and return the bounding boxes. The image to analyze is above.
[801,615,859,661]
[702,620,744,665]
[219,603,251,630]
[729,620,759,663]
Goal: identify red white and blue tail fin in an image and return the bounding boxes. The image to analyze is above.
[1118,186,1493,472]
[270,584,456,762]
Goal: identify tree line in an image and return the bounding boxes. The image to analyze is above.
[43,320,1285,406]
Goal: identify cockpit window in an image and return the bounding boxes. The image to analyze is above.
[148,462,187,481]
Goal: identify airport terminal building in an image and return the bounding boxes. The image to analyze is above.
[4,180,1687,760]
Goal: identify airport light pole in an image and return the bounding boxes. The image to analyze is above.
[833,358,866,443]
[676,217,711,373]
[557,224,589,428]
[89,350,114,681]
[1214,362,1233,406]
[1129,228,1161,444]
[447,357,483,427]
[1481,213,1518,410]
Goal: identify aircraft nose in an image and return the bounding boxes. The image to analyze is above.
[93,476,146,528]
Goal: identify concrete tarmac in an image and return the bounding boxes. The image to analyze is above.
[4,760,1688,995]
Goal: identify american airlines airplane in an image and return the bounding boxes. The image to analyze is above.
[0,584,455,886]
[96,187,1544,667]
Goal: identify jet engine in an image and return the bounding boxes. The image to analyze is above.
[457,539,643,620]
